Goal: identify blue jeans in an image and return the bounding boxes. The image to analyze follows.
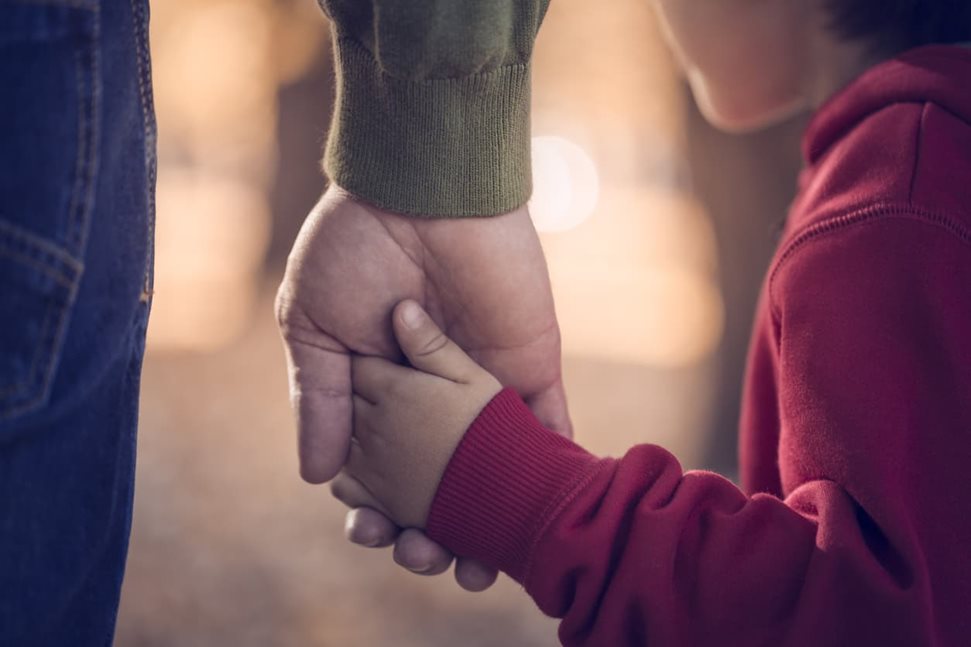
[0,1,155,644]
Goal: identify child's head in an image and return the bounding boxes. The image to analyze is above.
[650,0,971,133]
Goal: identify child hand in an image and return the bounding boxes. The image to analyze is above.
[337,300,503,529]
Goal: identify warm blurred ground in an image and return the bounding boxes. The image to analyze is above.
[113,0,802,643]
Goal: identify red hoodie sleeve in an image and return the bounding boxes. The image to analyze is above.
[426,213,971,646]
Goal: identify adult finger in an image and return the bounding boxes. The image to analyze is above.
[344,507,398,548]
[277,331,352,484]
[335,457,402,549]
[392,529,454,575]
[391,300,479,383]
[524,378,574,439]
[454,557,499,592]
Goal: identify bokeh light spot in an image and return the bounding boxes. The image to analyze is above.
[529,136,600,232]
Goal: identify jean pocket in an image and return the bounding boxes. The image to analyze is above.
[0,2,98,424]
[0,221,83,422]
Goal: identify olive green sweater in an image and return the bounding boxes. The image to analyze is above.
[319,0,550,216]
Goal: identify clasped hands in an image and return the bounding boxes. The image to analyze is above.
[331,299,501,571]
[276,187,571,591]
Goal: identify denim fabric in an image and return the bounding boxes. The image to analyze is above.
[0,0,156,644]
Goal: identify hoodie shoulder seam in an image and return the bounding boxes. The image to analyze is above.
[768,204,971,321]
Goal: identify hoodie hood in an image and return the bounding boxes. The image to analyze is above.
[803,45,971,166]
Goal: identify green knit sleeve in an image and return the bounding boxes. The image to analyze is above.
[318,0,550,217]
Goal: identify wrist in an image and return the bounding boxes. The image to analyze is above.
[426,388,604,582]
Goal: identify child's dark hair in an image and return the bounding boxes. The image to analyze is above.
[827,0,971,54]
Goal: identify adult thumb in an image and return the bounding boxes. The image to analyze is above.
[392,300,477,383]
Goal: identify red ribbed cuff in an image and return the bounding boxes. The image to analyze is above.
[426,388,604,582]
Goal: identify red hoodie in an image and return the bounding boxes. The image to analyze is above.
[426,46,971,646]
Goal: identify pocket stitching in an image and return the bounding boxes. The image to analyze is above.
[0,223,80,406]
[0,222,80,287]
[0,291,64,402]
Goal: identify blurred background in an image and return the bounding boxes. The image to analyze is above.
[115,1,805,645]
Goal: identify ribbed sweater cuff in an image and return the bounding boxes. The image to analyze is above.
[426,388,603,582]
[324,35,533,218]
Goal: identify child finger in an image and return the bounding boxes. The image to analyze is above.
[352,393,375,426]
[351,394,386,454]
[351,354,411,403]
[392,300,479,383]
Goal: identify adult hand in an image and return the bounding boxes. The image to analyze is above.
[276,185,571,590]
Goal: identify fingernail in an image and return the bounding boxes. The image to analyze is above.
[401,301,424,330]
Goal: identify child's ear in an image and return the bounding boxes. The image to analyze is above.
[391,300,479,383]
